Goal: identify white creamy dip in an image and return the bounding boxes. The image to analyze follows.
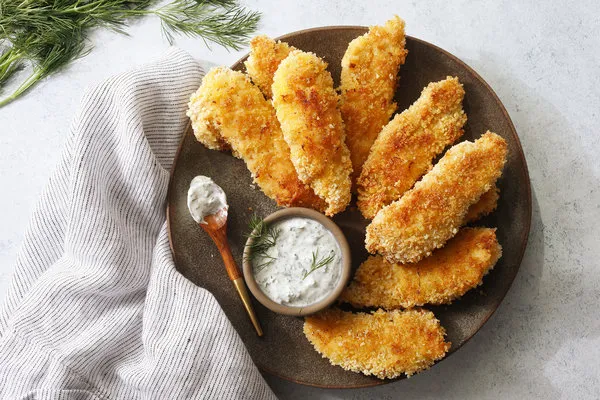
[187,176,228,224]
[252,217,342,307]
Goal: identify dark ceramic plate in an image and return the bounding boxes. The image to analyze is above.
[167,26,531,388]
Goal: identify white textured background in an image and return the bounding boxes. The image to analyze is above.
[1,1,599,398]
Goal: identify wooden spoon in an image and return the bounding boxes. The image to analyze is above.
[200,208,263,337]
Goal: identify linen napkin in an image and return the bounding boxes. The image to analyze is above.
[0,48,276,400]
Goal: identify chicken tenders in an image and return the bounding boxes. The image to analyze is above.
[340,228,502,309]
[187,67,326,211]
[244,35,294,99]
[366,132,508,264]
[304,308,450,379]
[357,77,467,219]
[272,50,352,216]
[465,184,499,223]
[340,15,408,184]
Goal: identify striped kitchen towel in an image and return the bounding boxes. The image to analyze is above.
[0,48,276,400]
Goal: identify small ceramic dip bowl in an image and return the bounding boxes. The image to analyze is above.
[242,207,351,316]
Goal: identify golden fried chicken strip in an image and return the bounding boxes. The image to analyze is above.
[340,16,408,184]
[357,77,467,219]
[272,50,352,216]
[466,184,499,223]
[304,308,450,379]
[340,228,502,309]
[244,35,294,99]
[187,67,326,211]
[186,81,230,152]
[366,132,508,264]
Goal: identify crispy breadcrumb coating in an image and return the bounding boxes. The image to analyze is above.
[340,228,502,309]
[187,67,326,211]
[357,77,466,219]
[465,184,499,223]
[340,16,408,184]
[186,78,231,152]
[272,50,352,216]
[244,35,294,99]
[304,308,450,379]
[366,132,508,264]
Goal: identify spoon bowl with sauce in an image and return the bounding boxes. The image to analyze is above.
[242,208,352,316]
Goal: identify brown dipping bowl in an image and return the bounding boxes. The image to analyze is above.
[242,208,352,316]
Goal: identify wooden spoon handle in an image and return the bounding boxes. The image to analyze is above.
[214,235,263,336]
[201,219,262,336]
[205,226,242,281]
[218,240,242,281]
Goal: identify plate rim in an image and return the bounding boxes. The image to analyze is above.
[166,25,532,389]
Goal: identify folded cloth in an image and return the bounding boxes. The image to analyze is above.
[0,48,275,400]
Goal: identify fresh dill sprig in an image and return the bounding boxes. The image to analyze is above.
[151,0,261,48]
[302,250,335,280]
[0,0,261,106]
[0,48,24,87]
[245,215,279,272]
[252,254,276,273]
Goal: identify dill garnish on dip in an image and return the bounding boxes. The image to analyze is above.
[246,216,343,307]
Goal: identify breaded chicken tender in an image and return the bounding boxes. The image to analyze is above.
[357,77,467,219]
[187,67,326,211]
[366,132,508,264]
[186,81,230,152]
[340,16,408,184]
[244,35,294,99]
[465,184,499,223]
[304,308,450,379]
[272,51,352,215]
[340,228,502,309]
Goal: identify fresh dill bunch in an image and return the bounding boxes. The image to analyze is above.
[151,0,261,48]
[0,0,261,106]
[302,250,335,280]
[245,215,280,272]
[0,28,90,103]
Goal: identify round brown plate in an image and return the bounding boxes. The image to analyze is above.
[166,26,531,388]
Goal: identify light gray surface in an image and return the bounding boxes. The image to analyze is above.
[1,1,598,399]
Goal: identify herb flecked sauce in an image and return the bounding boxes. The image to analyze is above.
[252,217,342,307]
